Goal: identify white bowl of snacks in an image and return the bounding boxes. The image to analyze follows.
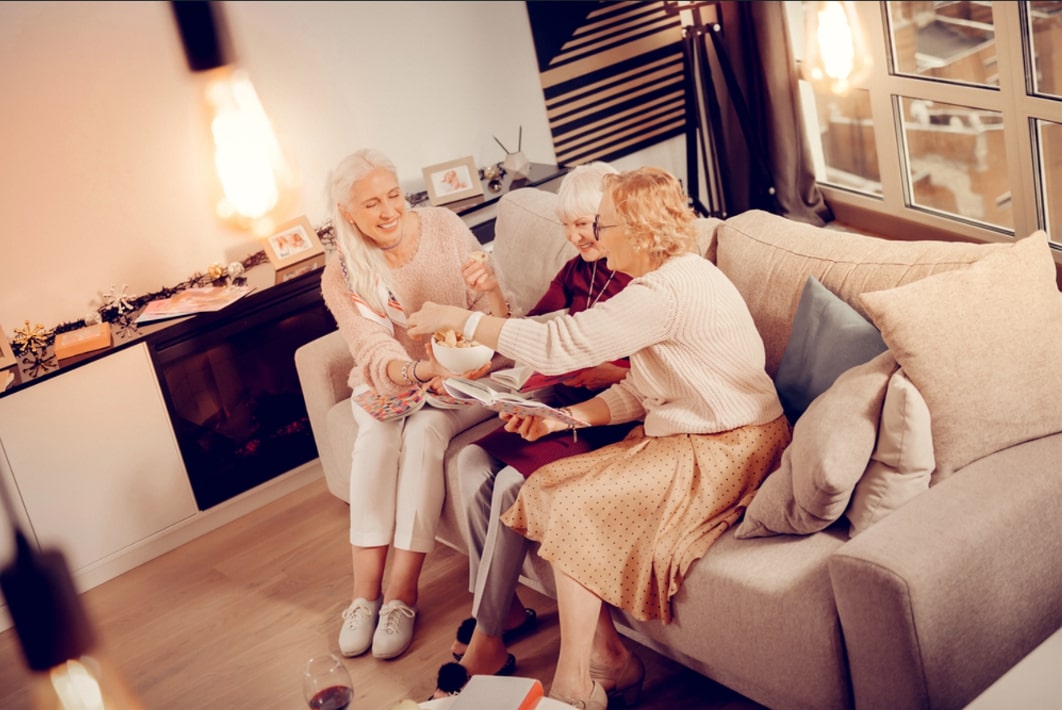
[431,328,494,373]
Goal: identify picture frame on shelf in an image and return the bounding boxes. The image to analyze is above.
[260,216,326,284]
[422,156,484,206]
[0,325,16,370]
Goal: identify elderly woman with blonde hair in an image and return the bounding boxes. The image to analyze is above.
[408,166,790,708]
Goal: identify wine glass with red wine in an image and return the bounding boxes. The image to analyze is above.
[303,654,354,710]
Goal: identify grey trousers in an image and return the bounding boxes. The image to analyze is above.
[457,444,529,638]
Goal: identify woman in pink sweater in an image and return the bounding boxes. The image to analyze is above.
[321,148,507,661]
[408,167,790,709]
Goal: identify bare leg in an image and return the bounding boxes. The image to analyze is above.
[384,548,425,607]
[549,567,601,701]
[352,545,387,601]
[588,606,637,693]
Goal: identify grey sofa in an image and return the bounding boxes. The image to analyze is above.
[295,187,1062,710]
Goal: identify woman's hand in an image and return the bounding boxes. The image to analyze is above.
[407,302,470,338]
[462,256,500,293]
[563,363,629,389]
[499,412,567,442]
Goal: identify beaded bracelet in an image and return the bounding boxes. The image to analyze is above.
[400,360,416,386]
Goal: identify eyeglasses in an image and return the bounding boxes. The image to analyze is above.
[592,216,621,242]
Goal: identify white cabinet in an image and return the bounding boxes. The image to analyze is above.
[0,343,197,575]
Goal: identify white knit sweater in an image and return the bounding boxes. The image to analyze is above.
[498,253,782,435]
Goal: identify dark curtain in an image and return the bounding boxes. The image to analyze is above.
[710,1,832,226]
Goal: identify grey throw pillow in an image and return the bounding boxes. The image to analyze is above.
[775,275,888,424]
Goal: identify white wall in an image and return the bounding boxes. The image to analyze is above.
[0,1,683,333]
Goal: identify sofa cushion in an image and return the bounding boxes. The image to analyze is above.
[860,232,1062,477]
[845,368,934,537]
[614,526,852,710]
[491,188,575,315]
[735,350,897,538]
[775,275,887,424]
[716,210,1011,377]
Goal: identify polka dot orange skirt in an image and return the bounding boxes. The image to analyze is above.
[500,416,791,623]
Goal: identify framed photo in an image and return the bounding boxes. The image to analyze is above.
[422,156,484,206]
[260,216,325,270]
[0,325,16,370]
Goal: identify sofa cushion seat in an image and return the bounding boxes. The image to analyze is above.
[614,527,852,710]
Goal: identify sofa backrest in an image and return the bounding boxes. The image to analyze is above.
[717,210,1012,376]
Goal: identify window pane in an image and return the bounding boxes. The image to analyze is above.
[887,1,998,87]
[801,85,882,196]
[1028,1,1062,97]
[1036,118,1062,243]
[899,97,1012,230]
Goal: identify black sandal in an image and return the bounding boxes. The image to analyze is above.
[452,608,537,661]
[430,654,517,699]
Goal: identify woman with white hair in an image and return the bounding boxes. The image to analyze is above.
[321,148,506,660]
[433,162,638,698]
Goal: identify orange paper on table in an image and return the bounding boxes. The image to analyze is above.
[54,322,112,360]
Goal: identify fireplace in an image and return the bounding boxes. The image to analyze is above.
[148,269,336,509]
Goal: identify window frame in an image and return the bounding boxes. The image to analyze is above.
[798,1,1061,257]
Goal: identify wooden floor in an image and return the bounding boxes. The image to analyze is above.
[0,477,762,709]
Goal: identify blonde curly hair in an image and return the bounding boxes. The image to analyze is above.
[601,167,696,264]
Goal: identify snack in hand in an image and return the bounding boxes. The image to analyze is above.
[467,250,489,264]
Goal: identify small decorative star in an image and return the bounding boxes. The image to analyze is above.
[103,284,136,315]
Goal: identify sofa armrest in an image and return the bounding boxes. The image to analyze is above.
[828,432,1062,710]
[294,330,354,500]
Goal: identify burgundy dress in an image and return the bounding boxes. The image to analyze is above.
[477,257,636,475]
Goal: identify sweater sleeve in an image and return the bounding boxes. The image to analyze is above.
[498,277,674,375]
[320,257,410,396]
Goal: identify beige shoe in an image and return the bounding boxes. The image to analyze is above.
[549,680,608,710]
[590,652,645,705]
[371,599,417,659]
[338,597,381,657]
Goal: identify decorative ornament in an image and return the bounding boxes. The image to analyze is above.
[103,284,136,315]
[227,261,245,279]
[208,263,226,281]
[84,311,102,326]
[12,321,51,357]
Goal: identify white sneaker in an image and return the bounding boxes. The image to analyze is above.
[371,600,417,659]
[338,597,381,657]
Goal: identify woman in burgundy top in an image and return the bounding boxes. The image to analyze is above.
[433,162,637,698]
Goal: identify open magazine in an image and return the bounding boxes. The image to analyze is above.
[443,377,588,427]
[135,285,255,324]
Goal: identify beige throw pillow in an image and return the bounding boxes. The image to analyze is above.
[845,369,934,537]
[860,233,1062,477]
[735,350,897,538]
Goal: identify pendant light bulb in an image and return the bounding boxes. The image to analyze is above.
[200,65,297,236]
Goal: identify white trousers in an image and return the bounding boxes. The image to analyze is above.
[349,399,491,552]
[457,444,529,638]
